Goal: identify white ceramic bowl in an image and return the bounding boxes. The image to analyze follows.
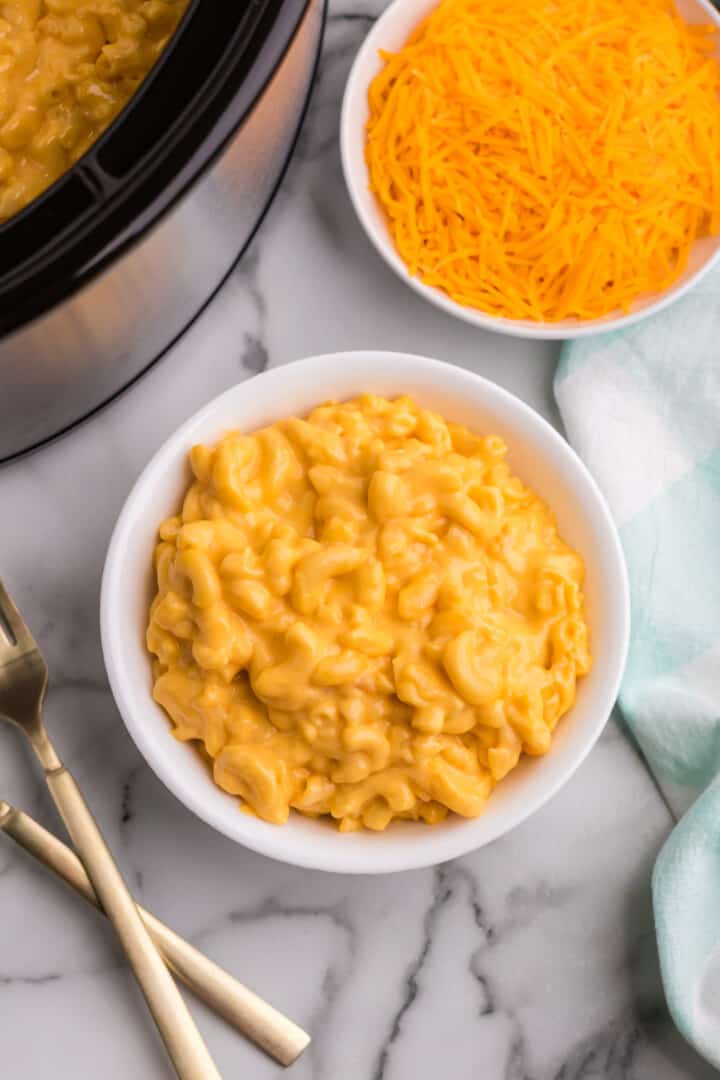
[101,352,630,873]
[340,0,720,341]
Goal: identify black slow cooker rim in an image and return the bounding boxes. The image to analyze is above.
[0,0,313,338]
[0,0,326,468]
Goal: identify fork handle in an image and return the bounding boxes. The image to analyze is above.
[0,802,310,1065]
[46,766,220,1080]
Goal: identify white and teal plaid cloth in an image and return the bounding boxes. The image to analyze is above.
[555,266,720,1069]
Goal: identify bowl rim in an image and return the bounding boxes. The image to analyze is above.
[101,351,631,873]
[339,0,720,341]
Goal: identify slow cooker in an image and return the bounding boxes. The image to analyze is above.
[0,0,325,463]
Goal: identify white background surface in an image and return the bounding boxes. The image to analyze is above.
[0,3,712,1077]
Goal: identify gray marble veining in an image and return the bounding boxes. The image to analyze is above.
[0,4,712,1077]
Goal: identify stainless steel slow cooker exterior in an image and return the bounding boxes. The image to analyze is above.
[0,0,324,463]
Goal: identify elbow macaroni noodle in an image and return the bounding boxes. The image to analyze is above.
[0,0,189,221]
[147,395,592,832]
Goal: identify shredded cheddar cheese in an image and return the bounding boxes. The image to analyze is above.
[365,0,720,322]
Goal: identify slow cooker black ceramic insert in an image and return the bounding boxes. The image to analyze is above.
[0,0,325,462]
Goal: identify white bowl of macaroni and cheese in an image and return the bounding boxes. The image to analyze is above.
[101,352,629,873]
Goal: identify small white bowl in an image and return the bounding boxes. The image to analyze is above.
[101,352,629,874]
[340,0,720,341]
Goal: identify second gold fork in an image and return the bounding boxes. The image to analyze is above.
[0,798,309,1065]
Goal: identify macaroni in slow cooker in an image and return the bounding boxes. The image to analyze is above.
[0,0,189,221]
[147,395,592,831]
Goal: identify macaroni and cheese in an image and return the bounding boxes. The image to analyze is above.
[147,395,592,832]
[0,0,189,221]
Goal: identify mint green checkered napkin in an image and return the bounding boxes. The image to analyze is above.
[555,266,720,1068]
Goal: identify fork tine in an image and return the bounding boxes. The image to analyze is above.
[0,580,36,650]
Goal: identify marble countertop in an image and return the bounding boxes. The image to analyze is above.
[0,4,713,1078]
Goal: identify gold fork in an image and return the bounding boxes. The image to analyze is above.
[0,581,220,1080]
[0,798,310,1065]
